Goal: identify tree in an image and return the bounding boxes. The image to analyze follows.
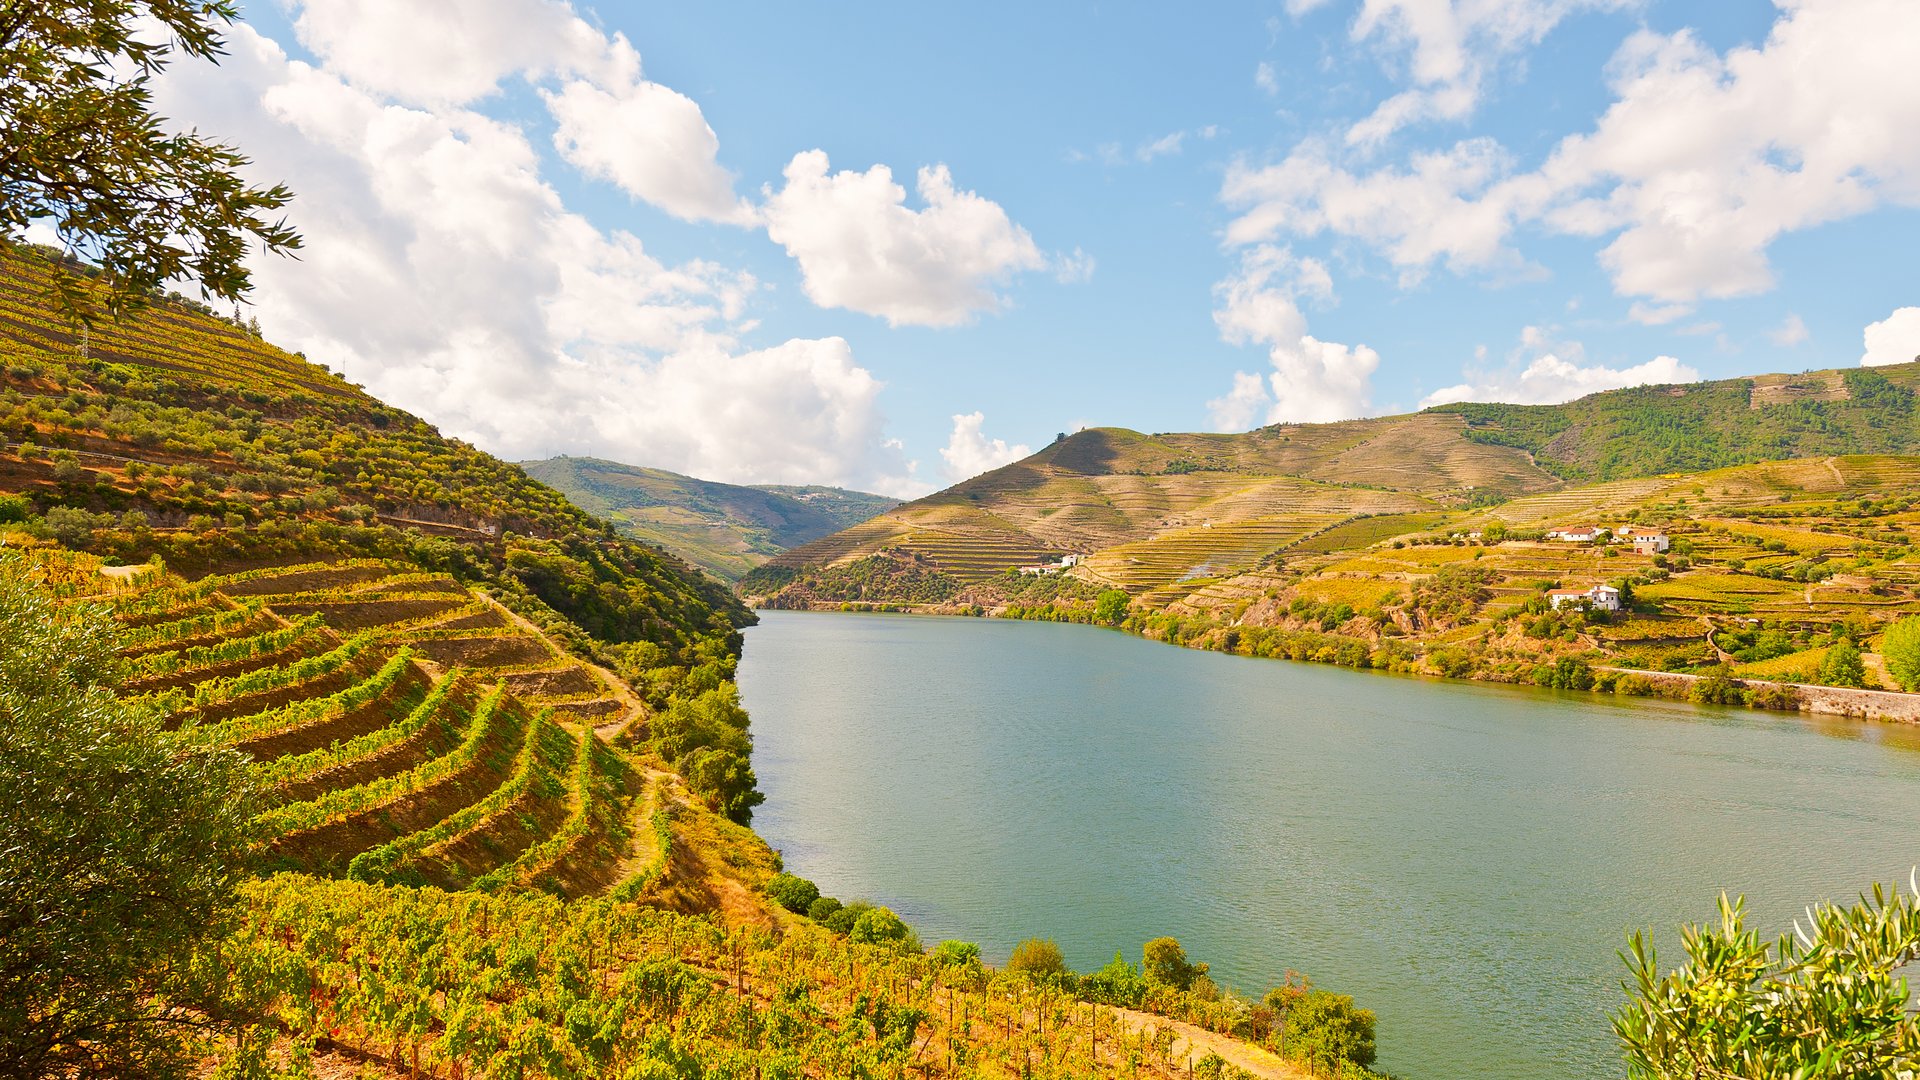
[1615,881,1920,1078]
[1279,990,1378,1074]
[1005,938,1069,980]
[1,0,301,318]
[1817,640,1867,689]
[1881,616,1920,692]
[1142,936,1208,992]
[764,872,819,915]
[0,557,258,1077]
[1094,588,1130,627]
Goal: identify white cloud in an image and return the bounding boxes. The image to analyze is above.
[760,150,1048,327]
[1209,245,1379,427]
[1627,301,1692,326]
[1255,61,1280,96]
[1768,313,1809,347]
[1137,131,1187,162]
[1227,0,1920,305]
[542,39,754,224]
[1222,137,1527,282]
[1419,326,1698,407]
[940,412,1032,482]
[1862,307,1920,367]
[290,0,604,106]
[152,25,919,496]
[1341,0,1632,147]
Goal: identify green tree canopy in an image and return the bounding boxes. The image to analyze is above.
[1142,936,1208,992]
[0,557,258,1077]
[1881,616,1920,692]
[0,0,301,317]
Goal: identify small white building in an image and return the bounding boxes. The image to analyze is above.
[1547,584,1621,612]
[1018,554,1082,576]
[1630,533,1669,554]
[1548,525,1605,542]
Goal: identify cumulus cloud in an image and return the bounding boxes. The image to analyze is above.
[542,38,755,224]
[290,0,604,106]
[1208,246,1379,429]
[1419,326,1698,407]
[760,151,1048,327]
[1340,0,1632,147]
[939,412,1032,482]
[1228,0,1920,305]
[1862,307,1920,367]
[152,24,919,496]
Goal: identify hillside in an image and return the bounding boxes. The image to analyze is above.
[749,365,1920,720]
[755,363,1920,595]
[521,455,895,581]
[0,241,1327,1078]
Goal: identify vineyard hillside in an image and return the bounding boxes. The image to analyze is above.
[521,455,896,582]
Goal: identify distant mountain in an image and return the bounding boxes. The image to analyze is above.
[753,361,1920,599]
[519,456,897,581]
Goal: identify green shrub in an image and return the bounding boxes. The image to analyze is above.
[848,906,910,946]
[1078,951,1147,1007]
[806,896,842,923]
[1094,589,1130,627]
[1005,938,1069,980]
[764,872,819,915]
[824,901,871,935]
[1817,641,1867,689]
[1279,990,1378,1073]
[1142,936,1207,992]
[930,940,981,969]
[0,494,28,524]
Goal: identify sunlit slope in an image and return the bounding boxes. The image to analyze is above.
[768,362,1920,587]
[0,241,748,650]
[520,455,895,581]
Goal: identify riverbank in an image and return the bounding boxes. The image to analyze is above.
[757,597,1920,727]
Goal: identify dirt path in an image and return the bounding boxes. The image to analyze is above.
[1108,1007,1315,1079]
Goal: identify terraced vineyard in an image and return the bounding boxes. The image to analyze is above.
[82,555,676,898]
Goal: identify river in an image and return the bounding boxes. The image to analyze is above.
[736,609,1920,1079]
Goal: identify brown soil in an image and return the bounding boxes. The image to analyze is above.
[234,665,429,761]
[426,607,510,632]
[414,635,552,668]
[501,665,601,700]
[176,667,359,727]
[277,694,469,804]
[269,712,527,873]
[124,637,325,694]
[273,596,462,631]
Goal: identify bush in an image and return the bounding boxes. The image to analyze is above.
[1279,990,1378,1073]
[930,940,982,969]
[848,906,910,946]
[43,505,104,548]
[1094,589,1131,627]
[764,872,819,915]
[1142,936,1208,992]
[1078,951,1147,1008]
[0,494,27,524]
[1005,938,1069,980]
[823,901,871,936]
[1689,668,1745,706]
[806,896,842,923]
[1817,640,1867,689]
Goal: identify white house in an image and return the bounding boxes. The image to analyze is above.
[1548,525,1605,542]
[1547,584,1622,612]
[1630,533,1669,554]
[1017,554,1083,576]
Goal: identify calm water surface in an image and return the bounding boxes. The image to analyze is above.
[736,610,1920,1080]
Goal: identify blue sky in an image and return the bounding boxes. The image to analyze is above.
[148,1,1920,495]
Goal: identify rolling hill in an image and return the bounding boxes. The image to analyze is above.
[755,363,1920,595]
[520,455,895,581]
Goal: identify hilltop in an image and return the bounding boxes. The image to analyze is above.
[748,363,1920,721]
[521,455,895,581]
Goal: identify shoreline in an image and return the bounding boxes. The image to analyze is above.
[751,598,1920,727]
